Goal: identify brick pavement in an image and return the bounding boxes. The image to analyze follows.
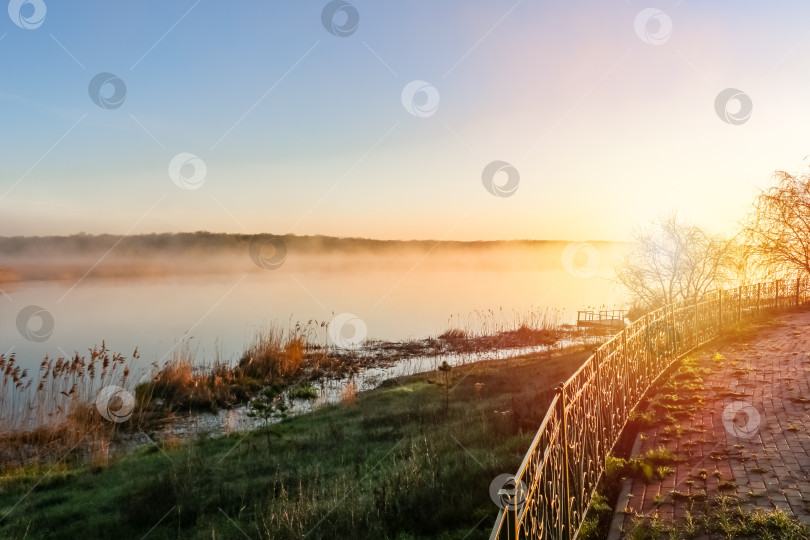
[609,311,810,537]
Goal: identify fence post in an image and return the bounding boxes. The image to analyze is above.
[738,287,742,324]
[622,328,630,398]
[718,289,723,331]
[593,347,602,458]
[694,296,699,347]
[592,345,606,501]
[776,280,780,311]
[757,282,761,316]
[671,303,679,358]
[556,383,572,540]
[796,277,800,307]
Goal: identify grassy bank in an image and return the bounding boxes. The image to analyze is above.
[0,347,591,539]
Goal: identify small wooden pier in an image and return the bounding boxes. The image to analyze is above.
[576,309,627,329]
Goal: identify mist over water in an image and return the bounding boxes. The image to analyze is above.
[0,237,628,374]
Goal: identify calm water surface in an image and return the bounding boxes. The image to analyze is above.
[1,243,627,374]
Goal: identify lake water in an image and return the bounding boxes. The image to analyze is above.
[0,242,627,375]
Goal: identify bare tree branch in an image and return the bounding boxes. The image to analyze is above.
[616,214,737,314]
[743,169,810,279]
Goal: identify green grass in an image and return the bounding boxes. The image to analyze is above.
[626,496,810,539]
[579,492,612,539]
[604,446,684,486]
[288,382,318,400]
[0,348,590,539]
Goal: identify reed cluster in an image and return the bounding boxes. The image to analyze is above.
[443,305,563,340]
[0,344,137,470]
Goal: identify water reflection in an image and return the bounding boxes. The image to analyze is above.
[1,242,627,374]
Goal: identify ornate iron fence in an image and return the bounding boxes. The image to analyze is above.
[490,277,810,540]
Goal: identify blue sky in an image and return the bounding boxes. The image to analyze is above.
[2,0,810,240]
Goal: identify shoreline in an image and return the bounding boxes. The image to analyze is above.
[0,328,612,472]
[0,342,597,539]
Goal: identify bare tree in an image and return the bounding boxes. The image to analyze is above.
[743,170,810,278]
[726,240,769,287]
[616,214,736,313]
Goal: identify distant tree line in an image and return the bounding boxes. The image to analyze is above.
[0,231,578,259]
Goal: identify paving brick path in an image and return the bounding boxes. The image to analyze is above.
[610,310,810,537]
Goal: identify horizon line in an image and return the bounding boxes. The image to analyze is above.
[0,230,628,245]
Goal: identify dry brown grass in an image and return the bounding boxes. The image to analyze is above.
[137,322,327,413]
[237,321,327,382]
[445,305,562,339]
[340,379,357,405]
[239,328,304,380]
[437,306,582,352]
[137,342,251,413]
[0,344,138,471]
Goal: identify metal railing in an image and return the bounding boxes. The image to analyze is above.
[490,277,809,539]
[576,310,627,329]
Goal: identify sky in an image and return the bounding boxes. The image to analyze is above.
[2,0,810,242]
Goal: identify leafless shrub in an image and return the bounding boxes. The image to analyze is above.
[616,214,737,314]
